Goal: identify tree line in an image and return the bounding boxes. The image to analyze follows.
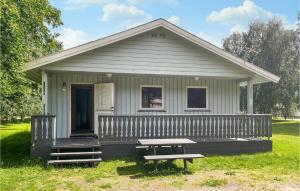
[223,18,299,119]
[0,1,299,121]
[1,0,62,121]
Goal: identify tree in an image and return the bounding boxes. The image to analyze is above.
[0,0,63,121]
[223,18,299,119]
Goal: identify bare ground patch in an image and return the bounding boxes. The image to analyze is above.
[61,169,299,191]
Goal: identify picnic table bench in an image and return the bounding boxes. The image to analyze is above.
[144,154,204,171]
[137,138,205,171]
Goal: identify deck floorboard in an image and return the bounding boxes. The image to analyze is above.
[52,137,100,148]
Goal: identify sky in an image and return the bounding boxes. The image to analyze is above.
[50,0,299,49]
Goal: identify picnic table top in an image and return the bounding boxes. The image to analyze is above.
[137,138,196,146]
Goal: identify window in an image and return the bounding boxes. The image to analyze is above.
[141,86,163,109]
[187,87,207,109]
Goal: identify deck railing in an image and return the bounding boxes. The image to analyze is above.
[98,114,272,142]
[31,115,56,147]
[31,114,272,145]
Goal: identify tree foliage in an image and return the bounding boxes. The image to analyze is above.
[223,18,299,119]
[0,0,63,121]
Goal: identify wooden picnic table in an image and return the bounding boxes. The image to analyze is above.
[138,138,196,155]
[138,138,196,146]
[138,138,196,153]
[137,138,202,171]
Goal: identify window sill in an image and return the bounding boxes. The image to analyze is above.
[184,109,211,112]
[138,109,166,112]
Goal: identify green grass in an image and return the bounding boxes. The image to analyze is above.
[0,119,299,190]
[98,183,112,189]
[0,122,32,166]
[200,178,228,187]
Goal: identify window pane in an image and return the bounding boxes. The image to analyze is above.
[187,88,206,108]
[142,87,162,108]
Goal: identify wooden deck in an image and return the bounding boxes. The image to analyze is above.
[53,137,100,148]
[48,137,264,148]
[30,114,273,159]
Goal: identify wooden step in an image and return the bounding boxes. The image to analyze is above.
[50,151,102,156]
[47,158,102,165]
[52,144,101,149]
[70,133,97,138]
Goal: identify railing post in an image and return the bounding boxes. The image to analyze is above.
[31,117,36,148]
[97,116,100,144]
[35,117,38,142]
[268,115,272,140]
[52,116,56,146]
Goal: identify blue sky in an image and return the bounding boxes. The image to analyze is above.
[50,0,298,49]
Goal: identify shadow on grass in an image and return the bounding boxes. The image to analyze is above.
[0,128,24,131]
[115,157,192,178]
[272,120,300,136]
[0,131,43,168]
[0,118,31,126]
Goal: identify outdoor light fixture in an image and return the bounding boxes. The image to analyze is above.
[106,73,112,78]
[194,76,199,81]
[62,82,67,92]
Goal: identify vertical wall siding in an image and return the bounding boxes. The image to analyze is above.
[45,28,251,79]
[48,73,240,138]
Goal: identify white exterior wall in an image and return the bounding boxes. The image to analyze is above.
[42,27,249,138]
[48,73,240,138]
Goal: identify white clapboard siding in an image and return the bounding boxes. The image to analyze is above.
[47,73,240,138]
[44,28,251,79]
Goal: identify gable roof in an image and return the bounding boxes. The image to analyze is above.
[24,18,279,83]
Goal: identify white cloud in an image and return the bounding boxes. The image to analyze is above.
[197,32,222,48]
[57,28,90,49]
[100,3,152,29]
[101,3,146,21]
[206,0,285,25]
[230,24,247,34]
[128,0,178,5]
[65,0,109,10]
[284,21,298,30]
[124,21,150,29]
[206,0,296,36]
[167,16,180,25]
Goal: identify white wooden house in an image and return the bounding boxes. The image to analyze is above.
[24,19,279,161]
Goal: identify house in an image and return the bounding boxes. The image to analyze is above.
[24,19,279,162]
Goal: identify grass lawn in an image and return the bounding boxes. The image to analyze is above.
[1,119,299,191]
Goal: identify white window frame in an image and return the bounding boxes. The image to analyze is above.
[186,86,208,109]
[140,85,164,110]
